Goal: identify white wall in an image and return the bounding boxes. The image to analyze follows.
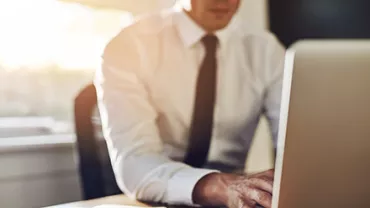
[237,0,268,29]
[0,1,272,207]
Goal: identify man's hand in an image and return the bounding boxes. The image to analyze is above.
[193,169,274,208]
[226,169,274,208]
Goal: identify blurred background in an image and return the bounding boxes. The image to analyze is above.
[0,1,272,207]
[1,0,369,207]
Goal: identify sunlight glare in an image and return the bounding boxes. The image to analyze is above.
[0,0,132,70]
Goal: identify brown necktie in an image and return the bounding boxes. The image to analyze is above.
[184,35,218,168]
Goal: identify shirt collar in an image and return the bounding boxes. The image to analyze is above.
[174,9,236,48]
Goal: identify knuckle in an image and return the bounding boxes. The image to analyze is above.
[251,189,270,202]
[248,177,261,185]
[259,192,269,201]
[234,199,252,208]
[249,188,260,200]
[238,201,247,208]
[255,192,264,201]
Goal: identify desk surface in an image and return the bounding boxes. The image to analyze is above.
[45,195,150,208]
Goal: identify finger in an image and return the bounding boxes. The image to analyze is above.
[240,202,253,208]
[266,169,275,176]
[249,169,274,180]
[228,198,254,208]
[257,169,275,180]
[247,188,272,208]
[239,199,256,208]
[264,169,275,180]
[248,177,273,194]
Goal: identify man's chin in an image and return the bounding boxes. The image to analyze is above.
[210,22,231,31]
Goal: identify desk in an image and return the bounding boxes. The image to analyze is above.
[45,195,150,208]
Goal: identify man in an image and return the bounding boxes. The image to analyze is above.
[95,0,285,207]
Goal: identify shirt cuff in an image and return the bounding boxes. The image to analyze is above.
[166,167,219,206]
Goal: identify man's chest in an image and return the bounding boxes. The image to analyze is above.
[143,44,267,133]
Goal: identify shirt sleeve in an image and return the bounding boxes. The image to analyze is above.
[94,29,217,205]
[263,35,286,148]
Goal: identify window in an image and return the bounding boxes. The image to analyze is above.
[0,0,133,137]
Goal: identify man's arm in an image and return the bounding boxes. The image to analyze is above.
[263,36,286,149]
[95,30,216,205]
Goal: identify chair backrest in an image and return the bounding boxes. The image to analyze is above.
[74,83,121,200]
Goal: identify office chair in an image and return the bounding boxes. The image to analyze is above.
[74,83,201,201]
[74,83,122,200]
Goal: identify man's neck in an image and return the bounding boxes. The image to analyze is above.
[183,9,215,34]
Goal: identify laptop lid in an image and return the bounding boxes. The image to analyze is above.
[272,40,370,208]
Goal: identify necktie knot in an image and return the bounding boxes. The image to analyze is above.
[202,35,218,53]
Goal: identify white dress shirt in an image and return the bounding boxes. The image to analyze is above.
[95,8,285,206]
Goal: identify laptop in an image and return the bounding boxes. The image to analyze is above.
[272,40,370,208]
